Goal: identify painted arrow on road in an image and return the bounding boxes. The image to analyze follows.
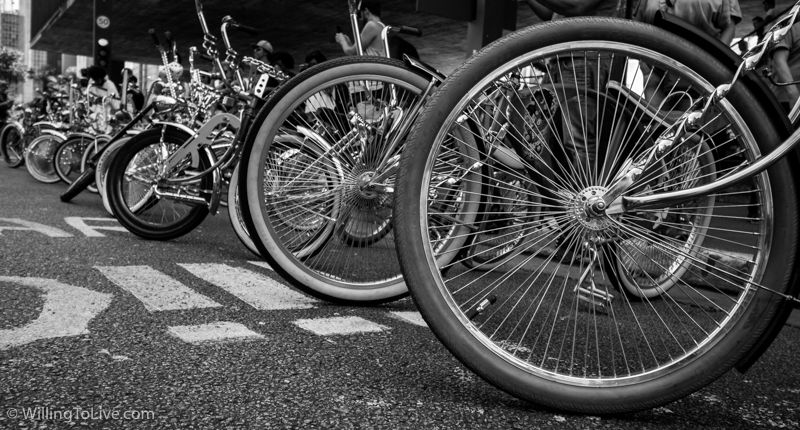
[0,276,113,350]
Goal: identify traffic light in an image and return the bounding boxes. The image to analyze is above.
[93,0,112,70]
[95,37,111,68]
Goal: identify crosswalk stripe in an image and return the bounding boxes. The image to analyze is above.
[179,263,316,310]
[389,311,428,327]
[95,265,221,312]
[293,316,389,336]
[248,261,275,271]
[167,322,263,344]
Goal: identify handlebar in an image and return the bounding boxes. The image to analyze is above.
[219,16,246,92]
[195,0,212,36]
[221,16,259,36]
[232,22,259,35]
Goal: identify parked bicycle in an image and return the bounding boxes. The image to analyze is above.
[393,8,800,414]
[102,0,287,247]
[236,0,443,303]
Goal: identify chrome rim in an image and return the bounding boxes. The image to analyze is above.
[417,41,770,384]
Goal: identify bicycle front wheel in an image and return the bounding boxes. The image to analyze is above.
[395,17,797,413]
[240,56,431,303]
[106,126,211,240]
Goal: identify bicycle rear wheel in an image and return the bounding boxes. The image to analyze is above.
[239,56,431,303]
[106,126,211,240]
[394,18,797,413]
[25,134,63,183]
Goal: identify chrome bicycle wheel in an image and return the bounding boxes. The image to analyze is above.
[394,18,796,413]
[25,134,63,183]
[241,57,431,303]
[55,134,95,186]
[106,126,211,240]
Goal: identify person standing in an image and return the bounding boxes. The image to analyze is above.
[636,0,738,44]
[335,1,387,56]
[85,65,120,133]
[769,22,800,111]
[523,0,625,170]
[85,65,120,109]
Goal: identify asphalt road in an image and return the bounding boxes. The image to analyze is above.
[1,165,798,429]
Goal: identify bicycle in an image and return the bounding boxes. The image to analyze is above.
[91,43,218,215]
[236,0,454,303]
[237,0,551,303]
[0,87,68,171]
[393,8,800,414]
[24,81,87,184]
[52,89,117,188]
[0,104,44,168]
[103,0,286,242]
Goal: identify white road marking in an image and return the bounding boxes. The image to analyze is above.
[0,218,72,237]
[167,321,264,344]
[389,311,427,327]
[293,316,389,336]
[63,217,128,237]
[248,260,275,271]
[95,265,221,312]
[179,263,316,310]
[0,277,113,349]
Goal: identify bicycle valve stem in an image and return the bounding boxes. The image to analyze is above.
[466,295,497,319]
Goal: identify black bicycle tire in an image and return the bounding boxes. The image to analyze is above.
[106,127,210,240]
[95,137,131,215]
[394,17,798,414]
[0,123,24,168]
[227,164,261,257]
[238,56,430,304]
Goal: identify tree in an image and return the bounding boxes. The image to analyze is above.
[0,47,25,83]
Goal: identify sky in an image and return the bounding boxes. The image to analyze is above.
[1,0,18,13]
